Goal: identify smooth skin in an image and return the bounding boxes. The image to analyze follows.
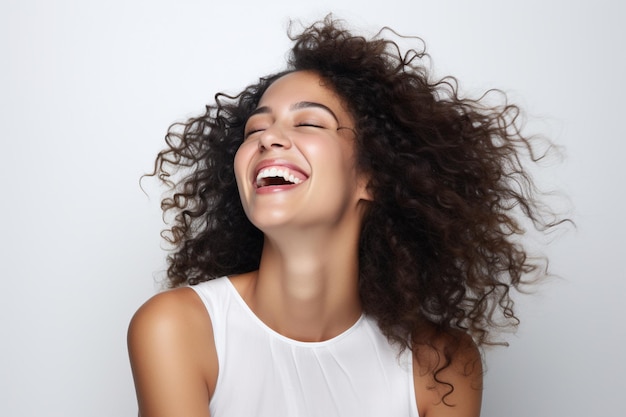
[128,71,482,417]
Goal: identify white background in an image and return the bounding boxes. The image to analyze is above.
[1,1,624,416]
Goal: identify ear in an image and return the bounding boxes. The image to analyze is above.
[356,175,373,202]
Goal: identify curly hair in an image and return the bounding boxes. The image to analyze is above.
[151,16,565,398]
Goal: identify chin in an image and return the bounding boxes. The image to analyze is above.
[247,211,296,231]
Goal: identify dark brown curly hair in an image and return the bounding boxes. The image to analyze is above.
[151,15,565,396]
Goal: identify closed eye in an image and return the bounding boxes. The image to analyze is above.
[244,128,265,139]
[296,123,326,129]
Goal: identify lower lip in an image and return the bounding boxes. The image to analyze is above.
[254,183,302,194]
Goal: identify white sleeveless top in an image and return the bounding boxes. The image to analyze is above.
[190,277,419,417]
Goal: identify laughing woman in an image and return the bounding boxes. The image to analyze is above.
[128,16,563,417]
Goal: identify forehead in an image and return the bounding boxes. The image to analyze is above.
[257,71,348,114]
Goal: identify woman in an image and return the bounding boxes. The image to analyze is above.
[128,16,561,417]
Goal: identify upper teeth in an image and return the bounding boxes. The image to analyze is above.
[256,167,303,185]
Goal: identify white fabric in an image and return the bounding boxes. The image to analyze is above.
[190,277,419,417]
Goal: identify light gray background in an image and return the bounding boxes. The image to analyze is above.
[1,1,624,416]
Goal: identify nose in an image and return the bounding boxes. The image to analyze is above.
[257,124,292,151]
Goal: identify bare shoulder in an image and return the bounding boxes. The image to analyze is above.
[129,287,209,336]
[413,331,483,417]
[127,287,217,417]
[128,287,215,362]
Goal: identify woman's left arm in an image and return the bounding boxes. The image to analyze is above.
[413,339,483,417]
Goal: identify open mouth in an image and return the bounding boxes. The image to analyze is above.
[255,166,306,188]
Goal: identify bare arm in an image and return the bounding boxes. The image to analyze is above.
[414,337,483,417]
[127,288,218,417]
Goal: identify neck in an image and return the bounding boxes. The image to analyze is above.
[239,226,363,342]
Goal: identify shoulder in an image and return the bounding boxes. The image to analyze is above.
[127,287,217,417]
[412,331,483,417]
[128,287,211,341]
[128,286,217,372]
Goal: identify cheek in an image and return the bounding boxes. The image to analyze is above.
[303,139,357,177]
[233,144,252,185]
[301,138,343,162]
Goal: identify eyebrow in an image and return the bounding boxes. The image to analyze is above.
[249,101,340,123]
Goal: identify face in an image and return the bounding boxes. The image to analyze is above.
[234,71,370,233]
